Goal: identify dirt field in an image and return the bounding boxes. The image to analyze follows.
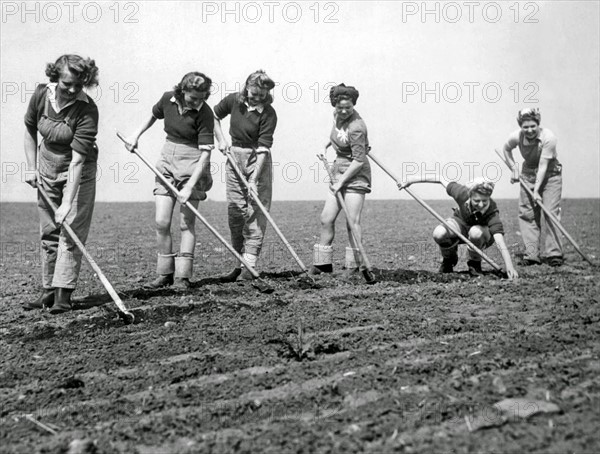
[1,199,599,453]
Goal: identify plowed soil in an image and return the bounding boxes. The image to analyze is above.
[1,199,599,453]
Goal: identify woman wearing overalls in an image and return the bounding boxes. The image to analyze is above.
[213,70,278,282]
[23,55,99,313]
[502,108,564,267]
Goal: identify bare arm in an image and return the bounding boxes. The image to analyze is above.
[503,140,520,183]
[331,159,364,193]
[533,157,550,202]
[493,233,518,280]
[24,125,39,187]
[249,147,270,190]
[126,116,157,151]
[178,148,212,204]
[213,116,228,153]
[400,173,450,189]
[54,150,86,224]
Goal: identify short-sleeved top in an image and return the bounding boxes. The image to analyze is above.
[503,127,559,172]
[447,182,504,235]
[24,83,99,162]
[330,110,369,163]
[213,93,277,148]
[152,91,215,147]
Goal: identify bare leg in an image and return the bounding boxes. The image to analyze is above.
[179,199,199,255]
[155,196,176,254]
[342,192,366,248]
[319,192,342,246]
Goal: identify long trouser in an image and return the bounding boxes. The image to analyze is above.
[226,146,273,259]
[519,172,563,261]
[37,145,97,289]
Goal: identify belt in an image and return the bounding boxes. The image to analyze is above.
[232,142,257,149]
[523,159,562,176]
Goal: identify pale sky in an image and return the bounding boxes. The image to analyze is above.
[1,0,599,202]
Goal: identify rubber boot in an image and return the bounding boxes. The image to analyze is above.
[49,288,73,314]
[174,253,193,289]
[345,246,361,271]
[309,244,333,274]
[23,288,55,311]
[220,268,242,283]
[145,253,175,289]
[238,253,258,281]
[467,259,483,277]
[439,249,458,274]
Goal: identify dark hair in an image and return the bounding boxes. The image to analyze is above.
[329,83,359,107]
[517,108,541,126]
[45,54,99,87]
[238,70,275,106]
[174,72,213,102]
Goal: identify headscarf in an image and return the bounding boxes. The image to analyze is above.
[517,107,541,126]
[329,83,359,107]
[466,177,495,196]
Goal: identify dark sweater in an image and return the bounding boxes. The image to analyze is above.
[330,110,369,163]
[213,93,277,148]
[152,91,215,146]
[446,182,504,235]
[24,84,99,162]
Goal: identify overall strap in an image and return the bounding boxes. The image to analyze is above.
[63,101,84,125]
[42,88,51,117]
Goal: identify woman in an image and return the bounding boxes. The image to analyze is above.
[311,84,372,274]
[400,176,518,280]
[126,72,214,289]
[502,108,563,266]
[213,70,277,282]
[23,54,99,314]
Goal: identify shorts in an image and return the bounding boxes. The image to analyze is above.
[448,217,495,248]
[332,156,372,194]
[153,141,213,199]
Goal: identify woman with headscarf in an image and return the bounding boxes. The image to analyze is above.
[400,176,519,280]
[502,108,563,267]
[311,83,373,274]
[213,70,278,282]
[23,54,100,313]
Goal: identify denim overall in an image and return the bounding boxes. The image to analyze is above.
[518,136,563,261]
[37,92,97,289]
[226,146,273,257]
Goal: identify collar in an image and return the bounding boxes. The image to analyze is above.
[334,110,358,124]
[47,83,89,113]
[522,128,542,145]
[170,96,203,115]
[245,101,264,114]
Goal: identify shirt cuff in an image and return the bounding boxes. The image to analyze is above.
[256,146,270,153]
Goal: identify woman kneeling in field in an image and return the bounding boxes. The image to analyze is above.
[400,176,518,280]
[125,72,215,289]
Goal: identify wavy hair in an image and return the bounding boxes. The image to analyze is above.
[237,70,275,106]
[517,108,541,126]
[45,54,99,87]
[466,177,495,197]
[173,72,213,102]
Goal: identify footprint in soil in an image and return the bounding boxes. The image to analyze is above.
[57,376,85,389]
